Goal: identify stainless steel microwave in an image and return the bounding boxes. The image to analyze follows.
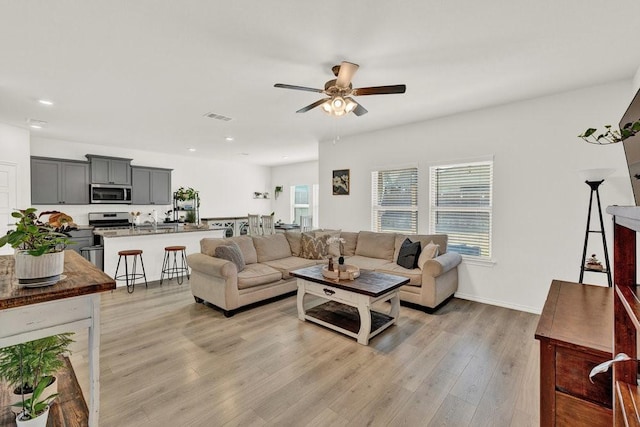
[90,184,132,204]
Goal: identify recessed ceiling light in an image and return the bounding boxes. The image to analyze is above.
[282,156,289,159]
[225,137,234,142]
[38,99,53,106]
[27,119,47,129]
[188,148,196,152]
[240,152,249,156]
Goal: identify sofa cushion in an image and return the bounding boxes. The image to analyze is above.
[315,229,341,257]
[376,262,423,286]
[200,237,228,257]
[340,231,358,256]
[393,234,448,260]
[263,256,318,277]
[214,242,245,272]
[229,235,258,264]
[345,255,392,271]
[284,231,302,256]
[355,231,395,260]
[417,241,439,270]
[237,263,283,289]
[396,238,421,269]
[300,232,329,260]
[252,233,292,262]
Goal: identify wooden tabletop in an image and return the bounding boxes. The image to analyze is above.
[0,250,115,310]
[535,279,612,355]
[290,265,409,297]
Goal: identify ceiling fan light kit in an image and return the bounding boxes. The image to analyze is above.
[275,61,406,117]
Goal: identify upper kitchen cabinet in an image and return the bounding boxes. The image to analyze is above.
[86,154,132,185]
[131,166,172,205]
[31,157,90,205]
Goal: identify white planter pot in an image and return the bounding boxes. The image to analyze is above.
[16,405,50,427]
[14,251,64,285]
[10,376,58,415]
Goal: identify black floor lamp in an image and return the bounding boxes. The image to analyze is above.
[578,179,612,286]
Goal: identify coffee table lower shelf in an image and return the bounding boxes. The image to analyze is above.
[304,300,395,342]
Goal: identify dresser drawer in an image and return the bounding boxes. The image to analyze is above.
[556,346,612,407]
[555,391,611,426]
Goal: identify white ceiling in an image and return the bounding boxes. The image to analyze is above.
[1,1,640,166]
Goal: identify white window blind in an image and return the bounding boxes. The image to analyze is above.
[371,167,418,234]
[429,161,493,258]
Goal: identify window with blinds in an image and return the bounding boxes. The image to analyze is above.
[371,167,418,234]
[429,161,493,258]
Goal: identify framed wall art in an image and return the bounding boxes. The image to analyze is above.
[332,169,350,195]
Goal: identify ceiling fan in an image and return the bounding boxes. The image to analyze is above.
[274,61,406,117]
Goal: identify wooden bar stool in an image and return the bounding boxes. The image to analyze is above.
[114,249,147,294]
[160,246,189,285]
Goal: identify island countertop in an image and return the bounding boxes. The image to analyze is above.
[95,225,218,238]
[0,250,115,310]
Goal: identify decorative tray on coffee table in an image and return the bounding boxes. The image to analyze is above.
[321,265,360,280]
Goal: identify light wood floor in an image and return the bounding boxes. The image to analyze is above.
[70,280,540,427]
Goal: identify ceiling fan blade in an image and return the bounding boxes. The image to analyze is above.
[353,102,368,116]
[335,61,359,88]
[296,98,330,113]
[352,85,406,96]
[274,83,324,93]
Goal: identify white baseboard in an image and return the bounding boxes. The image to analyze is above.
[454,292,541,315]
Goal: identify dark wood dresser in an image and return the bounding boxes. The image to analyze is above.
[535,279,613,426]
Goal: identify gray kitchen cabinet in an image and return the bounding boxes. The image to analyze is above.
[131,166,172,205]
[31,157,90,205]
[86,154,132,185]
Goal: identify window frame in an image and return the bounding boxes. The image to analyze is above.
[429,159,494,262]
[371,166,419,234]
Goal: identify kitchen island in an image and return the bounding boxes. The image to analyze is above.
[97,226,224,284]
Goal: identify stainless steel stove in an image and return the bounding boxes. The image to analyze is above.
[88,212,131,230]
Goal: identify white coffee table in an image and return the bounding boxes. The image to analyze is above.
[290,265,409,345]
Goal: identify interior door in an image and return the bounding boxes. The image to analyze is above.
[0,162,17,255]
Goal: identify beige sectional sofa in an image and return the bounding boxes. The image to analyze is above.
[187,230,462,317]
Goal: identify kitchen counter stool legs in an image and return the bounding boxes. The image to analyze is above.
[161,245,190,285]
[114,249,147,293]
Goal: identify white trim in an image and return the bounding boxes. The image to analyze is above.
[454,292,541,315]
[462,256,496,267]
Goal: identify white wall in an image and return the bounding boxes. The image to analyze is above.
[30,137,271,224]
[319,80,637,313]
[270,161,319,223]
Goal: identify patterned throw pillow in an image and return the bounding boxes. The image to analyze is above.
[396,238,422,269]
[214,241,245,272]
[300,232,329,260]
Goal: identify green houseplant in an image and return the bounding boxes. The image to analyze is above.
[174,186,199,203]
[0,333,74,423]
[579,119,640,144]
[13,376,58,425]
[0,208,71,285]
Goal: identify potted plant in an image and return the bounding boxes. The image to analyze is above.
[274,186,283,199]
[174,186,200,206]
[579,119,640,144]
[13,377,58,426]
[0,208,71,285]
[0,333,74,421]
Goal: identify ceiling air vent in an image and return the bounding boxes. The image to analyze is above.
[203,112,233,121]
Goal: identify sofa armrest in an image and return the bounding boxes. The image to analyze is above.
[422,252,462,277]
[187,253,238,278]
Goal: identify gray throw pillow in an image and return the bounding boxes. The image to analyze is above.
[215,242,245,272]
